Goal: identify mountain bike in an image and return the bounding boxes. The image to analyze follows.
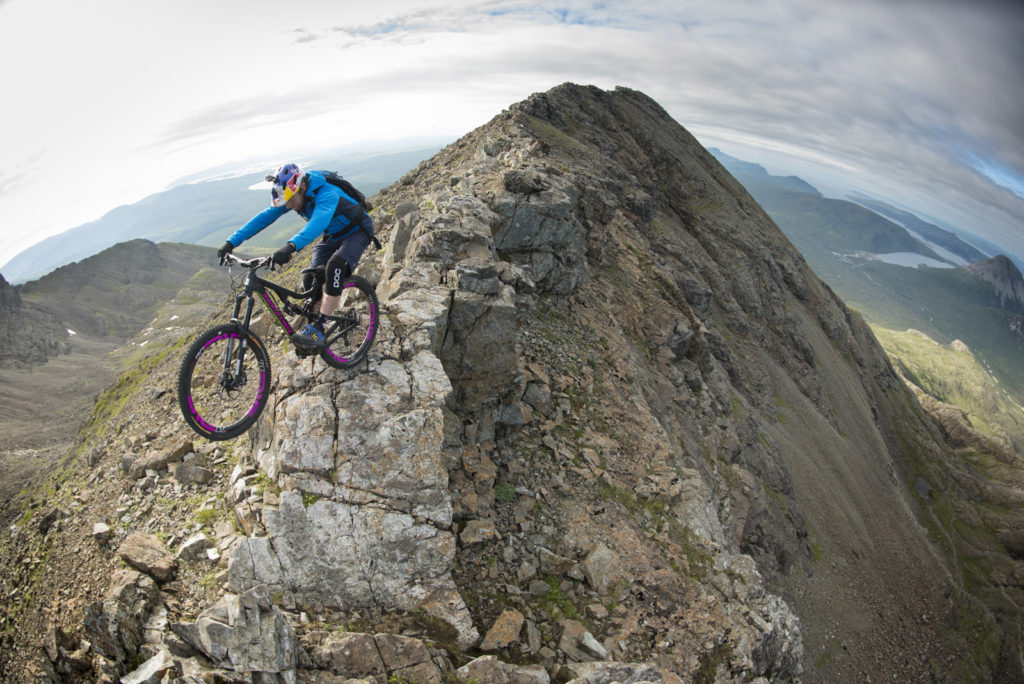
[177,253,379,440]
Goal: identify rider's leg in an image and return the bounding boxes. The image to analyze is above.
[290,240,337,351]
[320,231,370,315]
[320,254,351,316]
[292,231,370,351]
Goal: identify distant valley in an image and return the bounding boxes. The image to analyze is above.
[0,240,227,515]
[712,149,1024,410]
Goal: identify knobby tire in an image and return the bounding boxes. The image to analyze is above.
[177,323,272,440]
[318,275,379,369]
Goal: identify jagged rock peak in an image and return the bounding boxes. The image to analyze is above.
[962,253,1024,310]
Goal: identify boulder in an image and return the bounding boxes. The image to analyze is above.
[82,568,159,664]
[120,647,178,684]
[229,492,478,650]
[302,631,441,683]
[578,542,618,594]
[92,522,112,545]
[456,655,550,683]
[171,584,297,675]
[460,518,499,545]
[173,462,214,485]
[127,439,193,479]
[177,532,212,562]
[479,609,525,651]
[562,661,674,684]
[118,533,177,583]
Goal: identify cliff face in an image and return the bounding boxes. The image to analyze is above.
[0,272,70,369]
[963,254,1024,313]
[2,85,1011,683]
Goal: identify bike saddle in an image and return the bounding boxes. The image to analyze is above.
[301,265,326,275]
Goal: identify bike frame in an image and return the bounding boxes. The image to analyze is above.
[219,255,361,376]
[213,256,309,384]
[230,260,309,338]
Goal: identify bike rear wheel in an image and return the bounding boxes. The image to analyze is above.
[319,275,379,369]
[178,323,272,440]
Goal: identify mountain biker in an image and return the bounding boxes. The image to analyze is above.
[217,163,374,352]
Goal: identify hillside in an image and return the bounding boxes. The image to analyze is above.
[963,254,1024,314]
[713,149,1024,408]
[872,326,1024,644]
[851,196,989,265]
[17,239,214,338]
[0,273,70,370]
[1,84,1018,682]
[0,240,225,518]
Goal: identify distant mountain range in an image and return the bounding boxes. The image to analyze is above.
[711,148,1024,404]
[1,145,444,284]
[848,194,988,264]
[710,149,990,267]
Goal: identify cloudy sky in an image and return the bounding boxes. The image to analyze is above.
[1,0,1022,270]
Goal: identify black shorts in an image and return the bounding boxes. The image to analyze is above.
[309,227,371,273]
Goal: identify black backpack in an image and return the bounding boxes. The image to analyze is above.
[312,171,381,251]
[320,171,374,213]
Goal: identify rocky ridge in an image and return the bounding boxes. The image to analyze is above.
[962,254,1024,313]
[1,84,1014,682]
[0,272,70,369]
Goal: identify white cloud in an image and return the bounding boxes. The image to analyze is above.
[1,0,1021,269]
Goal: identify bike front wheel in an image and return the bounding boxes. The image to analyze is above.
[178,323,272,440]
[320,275,379,369]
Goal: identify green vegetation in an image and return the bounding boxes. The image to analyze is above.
[597,481,712,581]
[872,326,1024,452]
[252,472,281,497]
[493,482,517,503]
[195,508,218,527]
[521,115,590,158]
[79,339,183,446]
[694,640,734,684]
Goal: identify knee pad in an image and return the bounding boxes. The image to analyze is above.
[324,256,352,296]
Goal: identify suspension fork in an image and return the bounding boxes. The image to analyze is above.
[222,283,258,386]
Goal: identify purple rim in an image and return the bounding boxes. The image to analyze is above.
[323,297,377,364]
[187,331,268,433]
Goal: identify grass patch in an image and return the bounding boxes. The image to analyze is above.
[494,482,516,503]
[597,481,712,581]
[538,575,580,621]
[195,507,218,527]
[694,640,733,684]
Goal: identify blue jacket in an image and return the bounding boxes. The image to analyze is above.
[226,171,372,250]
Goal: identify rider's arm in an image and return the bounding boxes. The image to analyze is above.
[225,205,289,246]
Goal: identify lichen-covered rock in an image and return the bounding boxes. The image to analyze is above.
[83,569,160,664]
[117,533,177,583]
[171,584,297,675]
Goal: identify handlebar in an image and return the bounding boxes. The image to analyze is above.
[222,253,275,270]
